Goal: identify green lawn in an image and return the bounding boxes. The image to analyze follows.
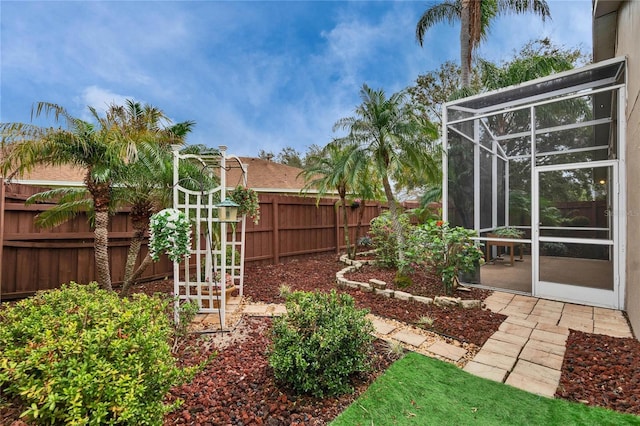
[332,352,640,426]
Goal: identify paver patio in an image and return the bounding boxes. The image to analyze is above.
[465,291,634,397]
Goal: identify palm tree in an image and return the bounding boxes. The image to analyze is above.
[0,102,134,290]
[300,141,366,259]
[105,100,198,293]
[416,0,551,87]
[335,84,439,267]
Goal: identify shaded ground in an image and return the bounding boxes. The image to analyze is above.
[2,253,639,424]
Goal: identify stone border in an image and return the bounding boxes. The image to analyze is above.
[336,253,482,309]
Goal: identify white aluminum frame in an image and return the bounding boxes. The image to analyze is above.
[442,57,626,309]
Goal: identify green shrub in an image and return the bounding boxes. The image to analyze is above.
[406,220,484,295]
[369,212,412,268]
[268,290,374,397]
[393,271,413,288]
[0,282,189,425]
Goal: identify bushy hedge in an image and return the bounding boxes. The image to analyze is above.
[269,290,374,397]
[0,282,188,425]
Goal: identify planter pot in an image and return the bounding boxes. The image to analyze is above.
[459,260,481,284]
[190,284,237,309]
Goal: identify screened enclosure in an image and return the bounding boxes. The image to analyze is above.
[443,57,626,309]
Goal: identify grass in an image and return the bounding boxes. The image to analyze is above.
[331,352,640,426]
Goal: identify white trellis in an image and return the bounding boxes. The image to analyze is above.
[171,145,247,328]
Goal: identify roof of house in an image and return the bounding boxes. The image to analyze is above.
[5,155,309,193]
[226,157,307,192]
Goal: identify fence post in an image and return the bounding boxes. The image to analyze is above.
[0,178,4,301]
[273,197,279,264]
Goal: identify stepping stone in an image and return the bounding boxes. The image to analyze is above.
[534,322,569,336]
[498,322,533,339]
[371,318,396,335]
[427,341,467,362]
[243,305,270,315]
[519,345,565,370]
[391,330,427,347]
[593,326,633,338]
[505,372,558,398]
[481,338,523,358]
[511,360,561,385]
[269,305,287,316]
[529,329,569,346]
[471,349,518,371]
[490,330,529,347]
[523,339,566,357]
[464,361,508,382]
[504,316,538,328]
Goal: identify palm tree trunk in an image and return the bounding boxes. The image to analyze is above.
[354,199,367,258]
[121,227,146,294]
[340,196,352,258]
[121,254,153,295]
[382,175,405,268]
[460,0,472,88]
[122,203,152,293]
[94,210,112,291]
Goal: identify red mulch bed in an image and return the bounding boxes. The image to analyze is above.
[3,252,640,424]
[557,330,640,415]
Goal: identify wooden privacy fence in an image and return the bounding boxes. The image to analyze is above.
[0,183,394,299]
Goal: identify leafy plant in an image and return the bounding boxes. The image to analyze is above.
[0,282,191,425]
[406,220,484,295]
[492,226,525,239]
[269,290,374,397]
[357,235,373,248]
[417,316,435,328]
[149,208,192,263]
[369,212,412,268]
[229,185,260,224]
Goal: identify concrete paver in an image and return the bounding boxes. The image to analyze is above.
[522,339,566,357]
[511,360,562,385]
[472,349,518,371]
[481,338,523,358]
[530,328,569,345]
[490,330,529,346]
[427,341,467,362]
[371,318,396,335]
[505,373,558,398]
[463,361,508,382]
[498,321,534,338]
[391,330,427,347]
[519,345,565,370]
[243,304,270,315]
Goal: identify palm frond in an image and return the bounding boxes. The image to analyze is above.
[415,1,460,46]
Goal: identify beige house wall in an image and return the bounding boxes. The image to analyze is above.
[615,1,640,335]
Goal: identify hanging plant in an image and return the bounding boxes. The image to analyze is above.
[148,208,192,263]
[229,185,260,224]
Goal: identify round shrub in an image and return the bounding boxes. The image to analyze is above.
[268,290,374,397]
[0,282,187,425]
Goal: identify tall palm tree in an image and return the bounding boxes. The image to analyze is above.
[335,84,440,266]
[416,0,551,87]
[300,141,366,259]
[0,102,134,290]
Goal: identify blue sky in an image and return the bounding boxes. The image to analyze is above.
[1,0,592,158]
